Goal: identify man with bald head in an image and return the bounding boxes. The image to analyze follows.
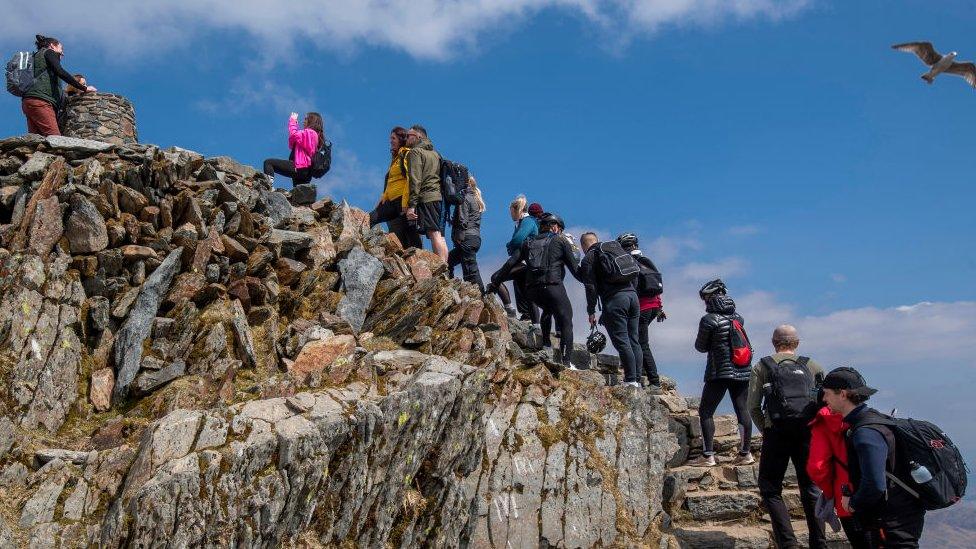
[748,325,827,549]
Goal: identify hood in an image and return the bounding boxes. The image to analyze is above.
[705,294,736,315]
[809,405,847,433]
[416,137,434,151]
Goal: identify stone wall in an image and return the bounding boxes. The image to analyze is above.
[62,93,138,145]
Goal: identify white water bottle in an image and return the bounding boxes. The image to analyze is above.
[910,461,933,484]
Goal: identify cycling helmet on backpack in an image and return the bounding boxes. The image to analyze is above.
[540,213,565,231]
[616,233,639,250]
[586,327,607,354]
[699,278,727,300]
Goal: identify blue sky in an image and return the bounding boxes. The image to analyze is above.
[2,1,974,469]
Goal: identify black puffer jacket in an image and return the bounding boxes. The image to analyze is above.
[694,295,750,382]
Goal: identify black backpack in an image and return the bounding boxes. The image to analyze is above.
[6,50,36,97]
[524,234,556,285]
[309,140,332,178]
[439,158,468,224]
[595,241,639,285]
[761,356,819,423]
[634,255,663,297]
[852,415,968,511]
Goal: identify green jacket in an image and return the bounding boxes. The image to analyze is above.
[406,138,441,208]
[747,352,824,430]
[25,49,59,106]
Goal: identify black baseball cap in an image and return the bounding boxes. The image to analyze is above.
[821,367,878,396]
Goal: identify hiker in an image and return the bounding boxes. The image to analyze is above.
[490,213,581,363]
[21,35,96,136]
[527,202,545,223]
[747,325,827,548]
[580,232,643,387]
[65,74,86,97]
[808,405,871,548]
[689,279,753,466]
[822,368,927,548]
[490,195,539,320]
[447,175,487,292]
[370,126,421,249]
[617,233,665,388]
[262,112,324,187]
[404,125,448,261]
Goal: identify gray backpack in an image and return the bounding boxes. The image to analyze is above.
[6,51,36,97]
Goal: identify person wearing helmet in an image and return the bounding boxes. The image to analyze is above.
[617,233,665,389]
[489,212,582,365]
[690,279,754,467]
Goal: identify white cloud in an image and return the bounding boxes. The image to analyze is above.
[2,0,813,62]
[728,224,761,236]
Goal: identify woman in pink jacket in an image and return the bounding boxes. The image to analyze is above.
[263,112,324,186]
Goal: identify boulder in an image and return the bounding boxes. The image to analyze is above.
[336,247,384,334]
[289,184,316,205]
[65,193,109,253]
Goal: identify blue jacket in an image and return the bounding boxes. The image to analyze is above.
[506,215,538,255]
[845,405,890,513]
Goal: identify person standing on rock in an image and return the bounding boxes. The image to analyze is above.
[488,195,539,320]
[491,213,581,364]
[748,325,828,549]
[404,125,449,261]
[370,126,422,249]
[689,279,754,467]
[617,232,665,389]
[447,175,487,292]
[21,35,96,136]
[579,232,643,388]
[262,111,324,188]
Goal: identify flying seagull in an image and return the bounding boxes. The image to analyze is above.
[891,42,976,89]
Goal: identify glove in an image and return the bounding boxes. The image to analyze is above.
[657,310,667,322]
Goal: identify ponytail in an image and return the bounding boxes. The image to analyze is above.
[35,35,60,51]
[468,176,486,213]
[510,194,526,218]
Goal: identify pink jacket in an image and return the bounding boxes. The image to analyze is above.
[288,117,319,170]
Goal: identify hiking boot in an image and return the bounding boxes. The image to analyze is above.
[733,452,755,465]
[687,454,717,467]
[504,305,517,318]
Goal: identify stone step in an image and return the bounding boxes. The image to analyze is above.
[681,490,762,521]
[671,523,771,549]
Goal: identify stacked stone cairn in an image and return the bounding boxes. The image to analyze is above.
[61,93,138,146]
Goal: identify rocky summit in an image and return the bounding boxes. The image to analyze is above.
[0,134,841,548]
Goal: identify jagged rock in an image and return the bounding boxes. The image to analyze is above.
[258,190,292,228]
[120,244,157,261]
[113,247,183,400]
[0,417,14,460]
[90,368,115,411]
[27,195,63,257]
[229,299,257,369]
[289,334,357,381]
[290,184,316,205]
[134,359,187,394]
[45,135,115,153]
[267,229,312,257]
[337,247,384,333]
[275,257,306,286]
[66,193,108,253]
[221,234,248,260]
[17,151,55,180]
[116,185,148,214]
[34,448,92,466]
[683,491,761,521]
[308,225,336,268]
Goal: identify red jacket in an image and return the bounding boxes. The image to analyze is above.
[807,406,853,517]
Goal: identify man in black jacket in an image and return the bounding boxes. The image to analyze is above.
[490,213,581,364]
[689,279,753,467]
[579,232,643,387]
[823,367,926,548]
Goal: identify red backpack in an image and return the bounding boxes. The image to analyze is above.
[729,318,753,367]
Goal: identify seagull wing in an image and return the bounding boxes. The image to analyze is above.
[891,42,942,66]
[946,62,976,88]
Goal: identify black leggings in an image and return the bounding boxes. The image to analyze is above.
[370,200,422,249]
[526,284,573,362]
[638,308,661,385]
[699,379,752,455]
[493,263,539,322]
[263,158,311,185]
[448,234,484,292]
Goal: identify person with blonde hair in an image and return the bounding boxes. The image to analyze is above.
[447,175,487,291]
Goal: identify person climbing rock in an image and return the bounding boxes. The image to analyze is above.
[21,35,96,136]
[263,112,324,187]
[447,175,487,291]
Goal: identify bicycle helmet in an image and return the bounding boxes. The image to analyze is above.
[616,232,639,250]
[698,278,727,300]
[539,213,565,231]
[586,327,607,354]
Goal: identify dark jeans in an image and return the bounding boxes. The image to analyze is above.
[371,200,422,249]
[263,158,311,185]
[527,283,573,363]
[638,307,661,386]
[448,234,484,292]
[841,516,871,549]
[758,421,826,549]
[861,511,925,548]
[699,379,752,455]
[601,291,642,383]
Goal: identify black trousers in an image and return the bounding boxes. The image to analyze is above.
[862,511,925,548]
[448,234,484,292]
[526,283,573,362]
[698,379,752,455]
[758,421,827,549]
[263,158,311,185]
[495,263,538,323]
[601,291,642,383]
[841,516,871,549]
[370,200,422,249]
[638,307,661,386]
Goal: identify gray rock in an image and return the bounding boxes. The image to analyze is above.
[258,190,292,228]
[0,417,14,459]
[17,152,55,180]
[34,448,92,465]
[133,360,187,394]
[267,229,312,257]
[289,184,316,206]
[110,285,140,319]
[66,193,109,253]
[206,156,257,178]
[113,247,183,400]
[337,247,384,334]
[229,299,257,369]
[683,491,760,521]
[88,297,111,330]
[19,470,67,527]
[46,135,115,153]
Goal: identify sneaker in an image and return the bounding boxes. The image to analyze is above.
[624,381,641,388]
[687,455,717,467]
[734,452,755,465]
[566,365,579,371]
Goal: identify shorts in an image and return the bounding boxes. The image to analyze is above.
[416,200,445,235]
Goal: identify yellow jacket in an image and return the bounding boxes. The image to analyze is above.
[380,147,410,208]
